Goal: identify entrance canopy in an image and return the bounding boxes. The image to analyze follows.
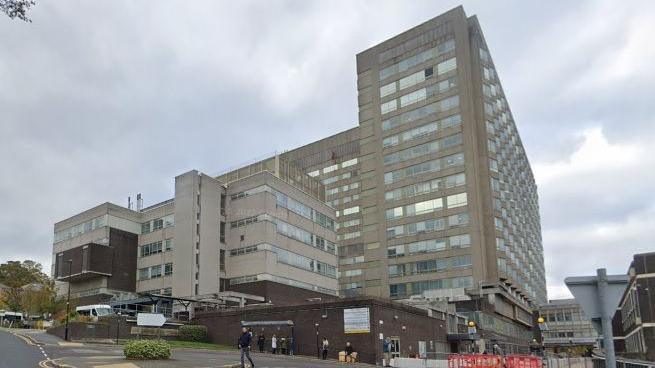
[241,320,294,327]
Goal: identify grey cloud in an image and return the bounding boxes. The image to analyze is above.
[1,0,653,300]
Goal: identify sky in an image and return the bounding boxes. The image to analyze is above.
[1,0,654,300]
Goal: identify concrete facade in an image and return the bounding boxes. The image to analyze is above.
[52,169,338,306]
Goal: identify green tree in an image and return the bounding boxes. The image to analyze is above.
[0,260,52,312]
[0,0,35,22]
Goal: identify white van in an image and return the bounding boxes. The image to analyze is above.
[75,305,114,320]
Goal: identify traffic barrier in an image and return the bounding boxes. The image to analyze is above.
[505,355,542,368]
[448,354,503,368]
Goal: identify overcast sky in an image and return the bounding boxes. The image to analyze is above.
[1,0,653,300]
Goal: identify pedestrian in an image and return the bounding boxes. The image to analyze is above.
[257,334,265,353]
[271,334,277,354]
[238,326,255,368]
[280,336,287,355]
[321,337,329,360]
[383,337,392,366]
[345,341,356,363]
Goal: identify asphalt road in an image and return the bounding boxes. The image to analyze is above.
[0,330,45,368]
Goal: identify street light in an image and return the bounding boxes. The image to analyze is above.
[116,312,122,345]
[64,259,73,341]
[315,323,320,359]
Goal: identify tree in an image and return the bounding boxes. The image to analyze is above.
[0,260,52,312]
[0,0,35,22]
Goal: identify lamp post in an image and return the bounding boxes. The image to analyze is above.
[64,259,73,341]
[537,316,547,357]
[116,312,122,345]
[315,323,320,359]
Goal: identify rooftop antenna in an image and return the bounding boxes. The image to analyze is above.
[128,196,132,210]
[137,193,143,211]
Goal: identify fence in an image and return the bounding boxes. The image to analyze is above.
[544,356,654,368]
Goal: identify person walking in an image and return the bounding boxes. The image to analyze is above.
[271,334,277,354]
[383,337,392,367]
[238,326,255,368]
[280,336,287,355]
[257,334,265,353]
[321,337,329,360]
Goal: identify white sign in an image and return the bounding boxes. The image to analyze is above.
[344,307,370,334]
[137,313,166,327]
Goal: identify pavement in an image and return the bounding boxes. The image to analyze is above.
[1,328,375,368]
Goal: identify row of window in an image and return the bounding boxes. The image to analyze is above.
[326,181,360,196]
[384,152,464,184]
[307,158,358,177]
[230,185,335,230]
[336,205,360,217]
[387,234,471,258]
[386,192,468,220]
[229,243,336,278]
[382,114,461,149]
[382,95,459,131]
[322,170,356,186]
[141,214,174,234]
[379,38,455,81]
[139,239,173,257]
[385,172,465,202]
[381,75,458,114]
[54,215,106,243]
[138,263,173,280]
[229,213,336,254]
[384,133,462,166]
[386,212,469,239]
[389,275,473,297]
[388,255,472,277]
[380,57,457,99]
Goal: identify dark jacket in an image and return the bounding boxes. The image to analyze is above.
[239,332,252,348]
[345,345,354,355]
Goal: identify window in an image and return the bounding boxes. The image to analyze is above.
[138,268,149,280]
[489,159,499,172]
[150,265,162,278]
[380,82,397,98]
[220,222,225,243]
[446,193,468,208]
[437,57,456,75]
[384,152,464,184]
[164,263,173,276]
[386,197,443,220]
[381,100,397,114]
[342,206,360,216]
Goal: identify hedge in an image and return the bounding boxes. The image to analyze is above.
[178,325,208,342]
[124,339,171,360]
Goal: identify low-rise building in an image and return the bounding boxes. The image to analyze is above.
[52,164,339,311]
[537,298,598,354]
[614,252,655,361]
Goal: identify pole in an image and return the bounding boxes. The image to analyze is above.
[64,260,72,341]
[315,323,320,359]
[116,313,121,344]
[597,268,617,368]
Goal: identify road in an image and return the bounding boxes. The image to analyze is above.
[0,329,45,368]
[2,329,373,368]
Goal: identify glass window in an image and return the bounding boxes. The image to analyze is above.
[446,193,468,208]
[380,82,397,98]
[381,100,398,114]
[437,57,457,75]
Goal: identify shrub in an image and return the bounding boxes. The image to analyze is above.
[178,325,208,342]
[124,339,171,360]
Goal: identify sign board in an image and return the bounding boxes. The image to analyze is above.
[565,273,629,334]
[343,307,370,334]
[137,313,166,327]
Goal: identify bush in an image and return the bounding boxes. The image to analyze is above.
[124,339,171,360]
[178,325,208,342]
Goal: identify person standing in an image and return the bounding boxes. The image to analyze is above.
[238,326,255,368]
[257,334,265,353]
[271,334,277,354]
[383,337,392,367]
[280,336,287,355]
[321,337,329,360]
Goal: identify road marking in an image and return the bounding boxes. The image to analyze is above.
[93,363,140,368]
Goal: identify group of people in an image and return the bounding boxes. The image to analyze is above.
[264,334,293,355]
[237,326,359,368]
